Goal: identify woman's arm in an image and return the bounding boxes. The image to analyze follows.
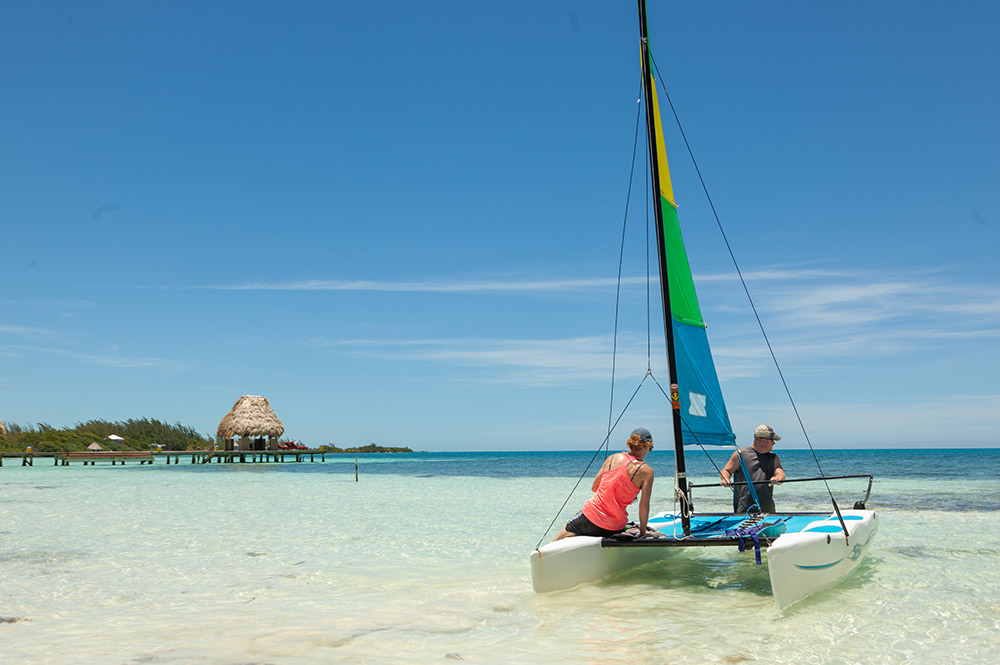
[637,467,655,533]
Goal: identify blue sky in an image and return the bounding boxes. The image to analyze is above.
[2,1,998,451]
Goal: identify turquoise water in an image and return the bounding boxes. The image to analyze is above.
[2,449,999,664]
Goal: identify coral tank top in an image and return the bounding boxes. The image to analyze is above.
[581,453,643,531]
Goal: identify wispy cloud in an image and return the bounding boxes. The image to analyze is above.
[0,324,55,337]
[291,265,1000,386]
[90,201,121,222]
[153,267,998,328]
[694,267,1000,383]
[696,268,863,282]
[11,345,189,371]
[136,268,864,293]
[182,277,649,293]
[729,394,1000,446]
[309,334,655,385]
[704,268,1000,334]
[32,299,97,309]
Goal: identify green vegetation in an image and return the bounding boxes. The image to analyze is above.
[0,419,213,453]
[323,443,412,454]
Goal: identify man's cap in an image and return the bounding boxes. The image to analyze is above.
[753,424,781,441]
[631,427,653,443]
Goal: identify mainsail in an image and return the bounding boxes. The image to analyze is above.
[646,47,735,448]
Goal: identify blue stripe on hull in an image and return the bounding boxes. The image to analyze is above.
[794,558,845,570]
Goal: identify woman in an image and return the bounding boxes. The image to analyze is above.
[554,427,655,540]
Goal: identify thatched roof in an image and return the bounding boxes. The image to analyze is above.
[88,442,103,451]
[217,395,285,440]
[0,420,6,438]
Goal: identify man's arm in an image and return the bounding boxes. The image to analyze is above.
[770,455,785,485]
[720,451,739,486]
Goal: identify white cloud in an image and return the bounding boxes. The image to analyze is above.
[310,334,657,386]
[12,345,188,371]
[0,324,54,336]
[755,277,998,329]
[728,395,1000,448]
[696,268,863,282]
[189,276,649,294]
[698,268,1000,370]
[302,263,1000,387]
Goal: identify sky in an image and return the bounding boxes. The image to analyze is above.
[2,1,998,451]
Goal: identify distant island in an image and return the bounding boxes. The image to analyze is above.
[0,418,213,453]
[323,443,412,454]
[0,419,414,455]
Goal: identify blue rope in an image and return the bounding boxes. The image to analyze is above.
[726,525,761,564]
[734,447,763,513]
[726,517,790,565]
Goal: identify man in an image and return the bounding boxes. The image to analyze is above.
[719,424,786,513]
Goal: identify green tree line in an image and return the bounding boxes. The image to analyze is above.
[1,419,214,453]
[324,443,412,453]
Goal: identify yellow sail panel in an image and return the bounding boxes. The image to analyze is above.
[649,82,676,208]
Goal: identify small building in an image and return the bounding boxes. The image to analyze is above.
[217,395,285,451]
[88,442,104,451]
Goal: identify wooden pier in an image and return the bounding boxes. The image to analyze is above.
[1,450,328,467]
[168,450,327,465]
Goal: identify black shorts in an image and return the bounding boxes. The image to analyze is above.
[564,511,621,537]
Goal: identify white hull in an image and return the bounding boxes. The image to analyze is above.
[767,509,879,609]
[530,536,675,593]
[530,509,878,608]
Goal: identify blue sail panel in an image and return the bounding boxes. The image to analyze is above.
[673,318,736,446]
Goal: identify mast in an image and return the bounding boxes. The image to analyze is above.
[637,0,691,535]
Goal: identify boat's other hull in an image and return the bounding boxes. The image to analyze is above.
[530,536,675,593]
[766,509,878,610]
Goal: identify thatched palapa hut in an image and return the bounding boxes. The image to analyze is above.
[217,395,285,451]
[88,442,104,451]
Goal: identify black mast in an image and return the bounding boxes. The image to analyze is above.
[637,0,691,536]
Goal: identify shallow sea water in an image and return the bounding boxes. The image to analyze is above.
[2,450,999,664]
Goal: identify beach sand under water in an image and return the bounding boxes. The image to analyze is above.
[2,450,999,664]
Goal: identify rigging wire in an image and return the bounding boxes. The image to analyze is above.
[607,88,646,458]
[645,108,653,367]
[535,88,645,548]
[649,53,848,535]
[533,376,650,549]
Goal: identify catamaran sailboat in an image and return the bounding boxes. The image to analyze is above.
[529,0,878,610]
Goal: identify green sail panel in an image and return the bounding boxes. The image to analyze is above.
[661,197,704,328]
